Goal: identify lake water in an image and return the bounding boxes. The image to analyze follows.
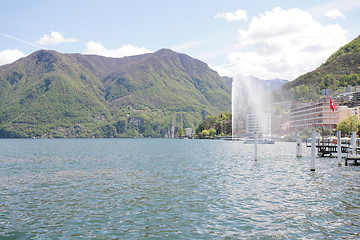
[0,139,359,239]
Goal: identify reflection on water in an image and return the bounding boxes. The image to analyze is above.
[0,139,360,239]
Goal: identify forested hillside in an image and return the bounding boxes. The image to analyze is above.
[278,35,360,102]
[0,49,231,138]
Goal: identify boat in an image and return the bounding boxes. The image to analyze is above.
[224,137,245,141]
[244,138,275,144]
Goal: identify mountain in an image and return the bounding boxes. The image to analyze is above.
[0,49,231,138]
[221,75,289,92]
[280,35,360,102]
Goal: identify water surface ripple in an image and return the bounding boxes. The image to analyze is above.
[1,139,360,239]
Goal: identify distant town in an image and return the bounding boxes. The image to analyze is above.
[290,86,360,132]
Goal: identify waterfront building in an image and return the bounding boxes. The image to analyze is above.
[290,99,338,131]
[184,128,192,137]
[289,86,360,132]
[246,113,271,136]
[290,98,360,131]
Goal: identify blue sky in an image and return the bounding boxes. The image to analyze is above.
[1,0,359,80]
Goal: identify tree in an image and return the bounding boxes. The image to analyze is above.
[324,75,335,87]
[195,122,204,135]
[319,80,326,90]
[209,128,216,136]
[178,127,184,137]
[336,115,360,136]
[201,129,210,136]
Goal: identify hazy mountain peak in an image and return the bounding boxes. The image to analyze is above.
[221,76,289,91]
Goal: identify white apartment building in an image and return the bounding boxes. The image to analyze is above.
[246,113,271,136]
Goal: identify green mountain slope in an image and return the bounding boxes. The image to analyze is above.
[0,50,111,137]
[0,49,231,138]
[67,49,230,111]
[280,35,360,102]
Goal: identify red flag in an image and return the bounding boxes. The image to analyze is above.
[330,98,335,111]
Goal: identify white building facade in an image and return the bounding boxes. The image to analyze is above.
[184,128,192,137]
[246,113,271,136]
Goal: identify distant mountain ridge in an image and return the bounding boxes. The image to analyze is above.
[221,76,289,91]
[0,49,231,138]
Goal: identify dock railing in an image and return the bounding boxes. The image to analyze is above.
[345,145,360,165]
[306,137,351,157]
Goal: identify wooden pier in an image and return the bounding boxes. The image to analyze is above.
[345,146,360,166]
[316,145,349,157]
[345,155,360,166]
[306,133,360,165]
[306,138,350,157]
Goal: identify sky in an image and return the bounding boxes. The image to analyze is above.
[0,0,360,81]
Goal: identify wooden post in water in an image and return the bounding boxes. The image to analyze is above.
[337,130,342,165]
[296,132,302,157]
[351,131,357,154]
[311,129,316,171]
[254,132,258,160]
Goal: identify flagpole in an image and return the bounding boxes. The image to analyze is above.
[330,98,332,135]
[329,98,335,135]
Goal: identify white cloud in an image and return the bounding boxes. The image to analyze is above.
[37,31,78,45]
[227,7,348,80]
[309,0,360,18]
[210,64,233,77]
[215,9,248,22]
[325,9,345,20]
[83,41,152,58]
[0,49,26,66]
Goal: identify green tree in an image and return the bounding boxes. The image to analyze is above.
[293,84,319,102]
[99,124,116,138]
[196,122,204,135]
[209,128,216,136]
[349,73,359,86]
[201,129,210,136]
[318,80,326,90]
[336,115,360,136]
[324,75,335,87]
[178,127,184,137]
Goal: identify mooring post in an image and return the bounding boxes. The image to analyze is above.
[351,131,357,154]
[296,132,302,157]
[311,129,316,171]
[337,130,342,165]
[254,132,258,160]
